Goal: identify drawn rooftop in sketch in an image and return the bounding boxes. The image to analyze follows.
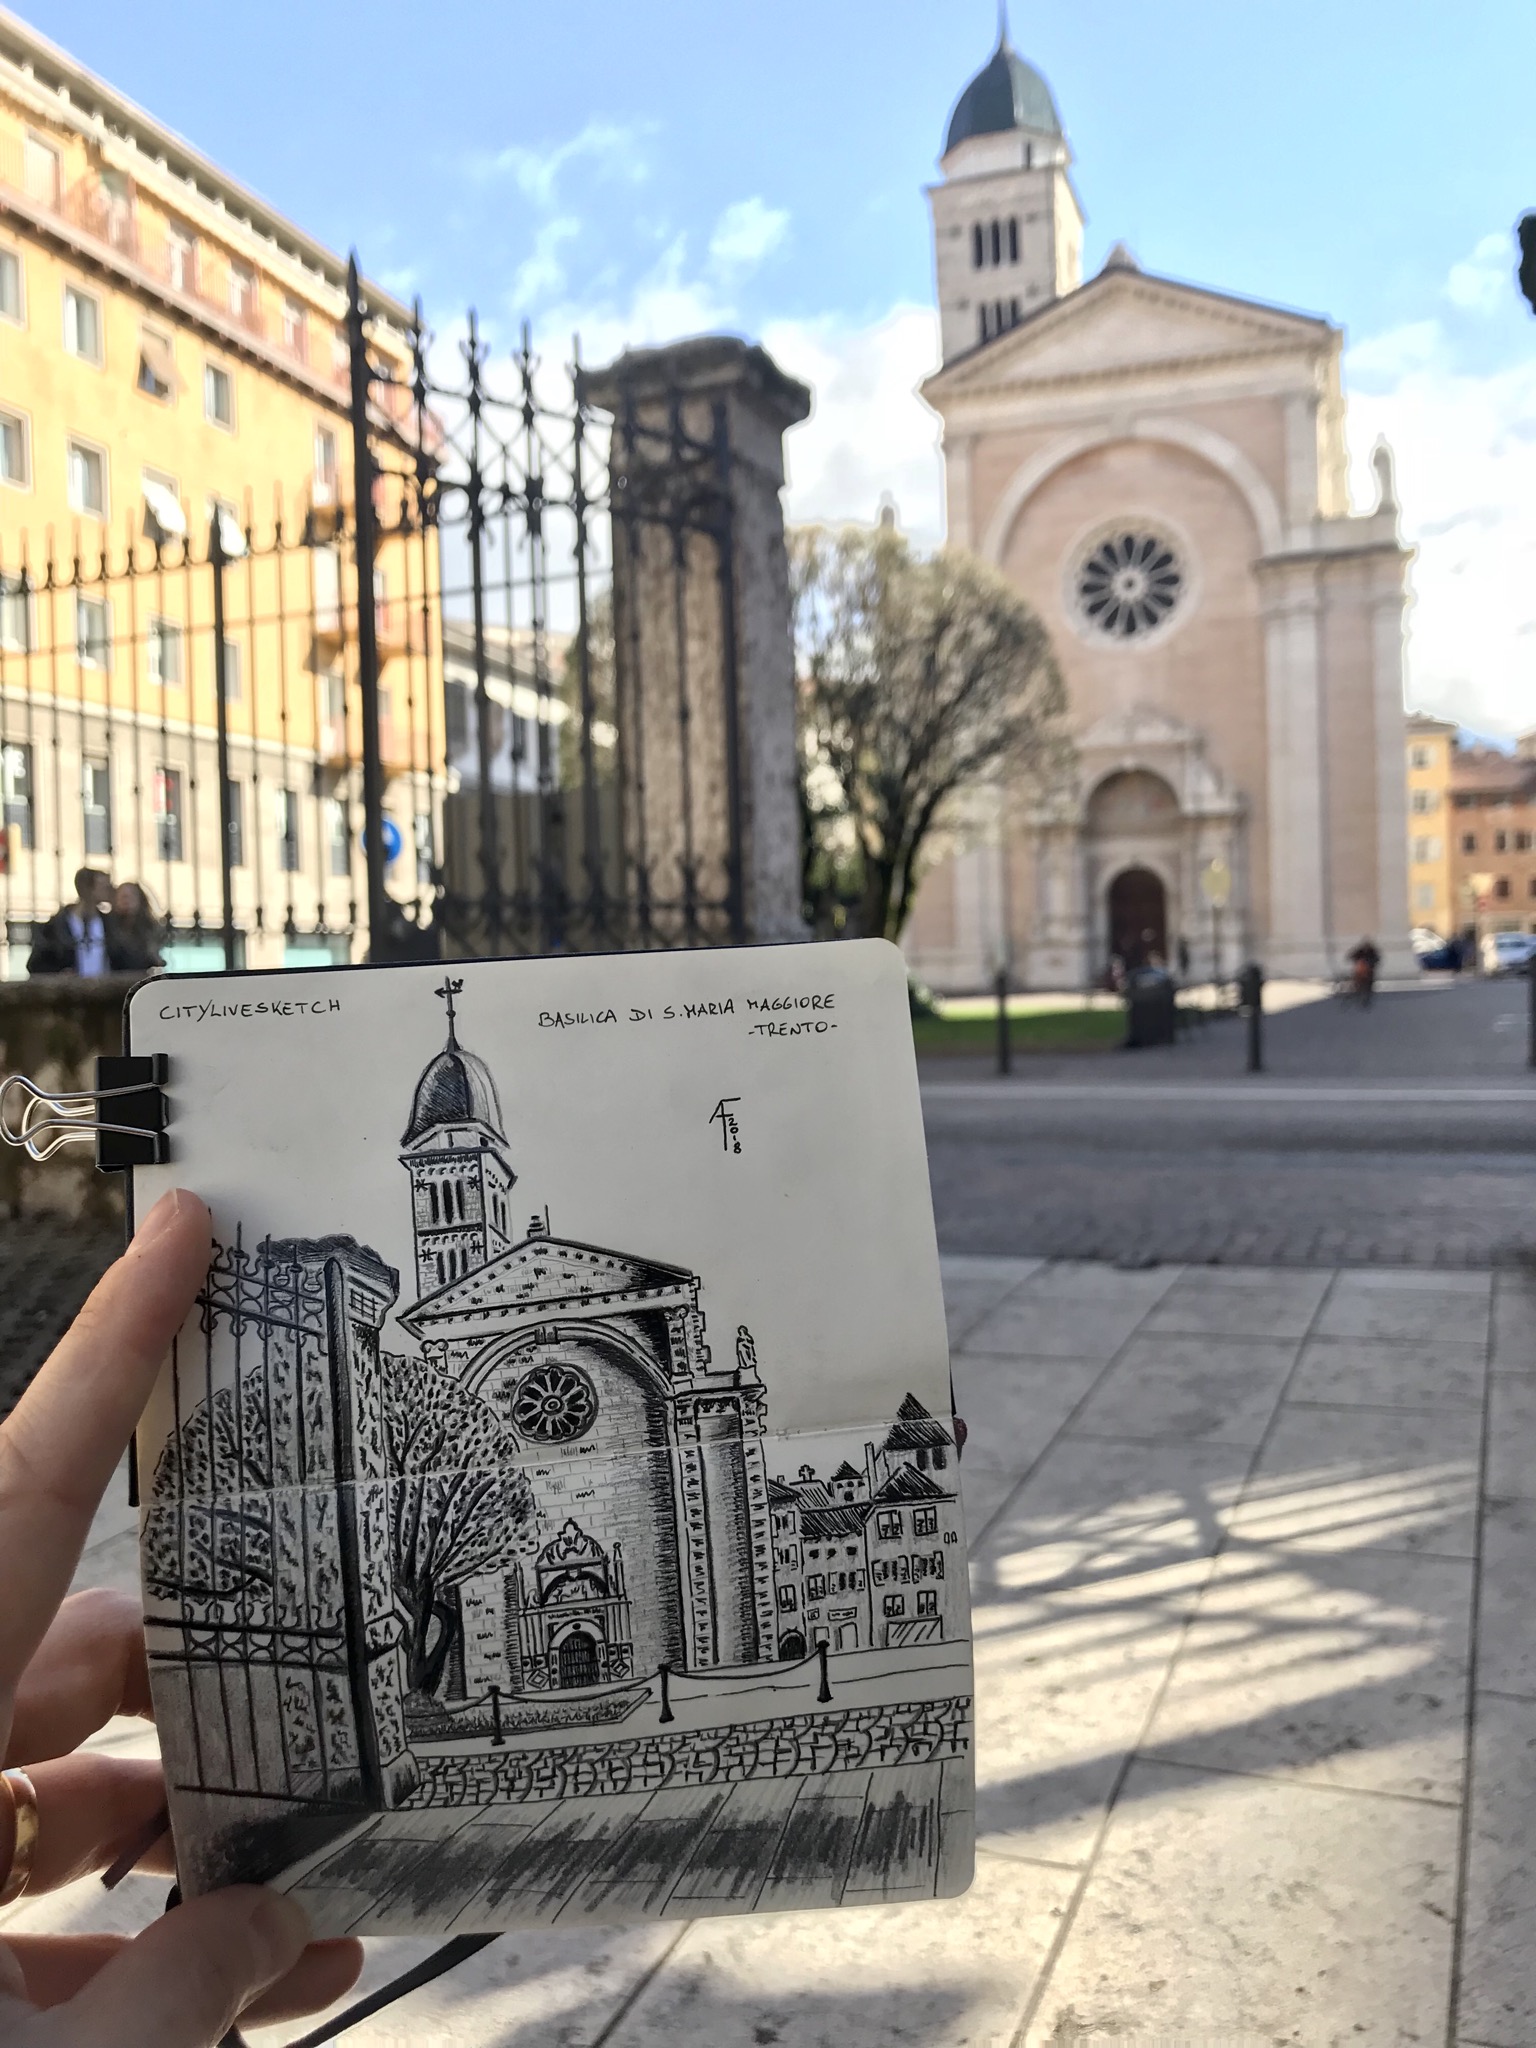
[141,977,974,1933]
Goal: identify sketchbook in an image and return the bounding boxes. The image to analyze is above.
[116,939,973,1937]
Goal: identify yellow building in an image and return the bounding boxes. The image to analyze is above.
[0,10,440,974]
[1404,712,1457,939]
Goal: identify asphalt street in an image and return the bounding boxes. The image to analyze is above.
[923,978,1536,1267]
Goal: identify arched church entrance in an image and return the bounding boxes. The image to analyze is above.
[557,1629,601,1690]
[1109,867,1168,969]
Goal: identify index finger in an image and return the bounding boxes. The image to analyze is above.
[0,1190,211,1691]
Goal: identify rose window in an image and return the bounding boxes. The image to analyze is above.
[1076,532,1183,640]
[509,1363,598,1444]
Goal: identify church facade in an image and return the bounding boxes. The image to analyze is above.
[903,23,1414,989]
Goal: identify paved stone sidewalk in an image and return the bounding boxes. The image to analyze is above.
[9,1254,1536,2046]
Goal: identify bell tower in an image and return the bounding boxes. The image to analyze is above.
[399,978,518,1299]
[928,7,1084,364]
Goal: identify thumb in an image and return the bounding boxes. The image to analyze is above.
[34,1888,309,2048]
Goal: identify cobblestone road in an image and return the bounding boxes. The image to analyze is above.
[924,979,1536,1268]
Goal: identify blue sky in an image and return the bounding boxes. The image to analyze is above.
[26,0,1536,732]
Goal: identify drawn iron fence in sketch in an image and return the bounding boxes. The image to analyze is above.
[0,266,809,975]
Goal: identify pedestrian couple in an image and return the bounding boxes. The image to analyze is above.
[26,867,165,977]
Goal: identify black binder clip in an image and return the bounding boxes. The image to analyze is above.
[0,1056,170,1169]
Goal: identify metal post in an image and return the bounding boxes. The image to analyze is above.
[1240,962,1264,1074]
[1528,960,1536,1069]
[995,965,1011,1076]
[489,1683,504,1747]
[209,511,237,972]
[657,1661,674,1724]
[345,254,390,961]
[816,1639,832,1704]
[712,399,747,945]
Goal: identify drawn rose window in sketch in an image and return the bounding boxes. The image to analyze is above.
[510,1362,598,1443]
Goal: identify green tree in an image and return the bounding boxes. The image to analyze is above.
[791,523,1068,942]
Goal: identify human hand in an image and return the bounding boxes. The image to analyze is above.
[0,1190,364,2045]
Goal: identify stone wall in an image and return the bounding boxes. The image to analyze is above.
[0,975,137,1219]
[405,1693,971,1808]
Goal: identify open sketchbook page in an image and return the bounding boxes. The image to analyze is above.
[128,939,973,1935]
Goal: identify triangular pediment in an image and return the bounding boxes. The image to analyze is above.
[925,270,1332,400]
[1078,704,1203,754]
[400,1231,695,1335]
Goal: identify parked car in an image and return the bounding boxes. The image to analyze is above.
[1480,931,1536,976]
[1411,929,1462,972]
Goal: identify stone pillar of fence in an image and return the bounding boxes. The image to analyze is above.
[582,336,811,946]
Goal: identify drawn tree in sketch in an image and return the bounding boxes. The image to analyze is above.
[384,1354,538,1697]
[144,1377,276,1607]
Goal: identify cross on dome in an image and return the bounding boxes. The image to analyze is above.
[435,975,464,1048]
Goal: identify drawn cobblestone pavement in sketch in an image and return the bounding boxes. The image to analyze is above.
[142,981,973,1925]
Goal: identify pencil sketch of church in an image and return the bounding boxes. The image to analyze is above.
[141,981,973,1927]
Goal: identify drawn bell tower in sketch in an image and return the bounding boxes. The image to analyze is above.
[399,978,520,1295]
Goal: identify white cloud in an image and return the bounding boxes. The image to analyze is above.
[510,217,580,308]
[766,307,944,544]
[1345,323,1536,736]
[462,119,651,206]
[708,198,790,274]
[1444,231,1516,316]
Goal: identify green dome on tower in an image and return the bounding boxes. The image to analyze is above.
[944,20,1063,154]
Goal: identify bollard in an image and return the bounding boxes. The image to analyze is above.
[995,967,1012,1076]
[489,1683,504,1747]
[657,1662,674,1724]
[1529,961,1536,1069]
[816,1639,833,1704]
[1239,961,1265,1073]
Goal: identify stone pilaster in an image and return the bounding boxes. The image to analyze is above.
[581,337,811,945]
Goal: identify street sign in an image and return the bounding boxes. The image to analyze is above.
[1199,857,1232,910]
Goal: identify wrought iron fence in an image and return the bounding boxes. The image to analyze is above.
[0,263,755,975]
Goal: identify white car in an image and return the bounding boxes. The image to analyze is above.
[1480,931,1536,976]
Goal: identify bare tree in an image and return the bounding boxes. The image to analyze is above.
[791,522,1068,942]
[384,1354,537,1697]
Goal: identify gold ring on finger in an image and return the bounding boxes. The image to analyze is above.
[0,1768,39,1907]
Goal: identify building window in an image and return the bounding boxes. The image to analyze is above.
[63,284,103,364]
[277,787,301,872]
[1076,529,1184,640]
[1519,833,1533,853]
[325,795,349,877]
[1495,830,1509,853]
[75,595,111,669]
[204,361,234,429]
[1008,216,1019,262]
[1496,877,1511,899]
[913,1506,938,1537]
[141,469,185,550]
[81,758,112,857]
[0,406,29,488]
[282,296,307,360]
[1,574,32,653]
[806,1574,826,1601]
[882,1594,905,1619]
[917,1589,938,1616]
[314,425,338,501]
[219,638,242,702]
[147,615,183,687]
[137,325,176,401]
[1529,878,1536,898]
[67,439,107,518]
[776,1583,797,1613]
[875,1510,902,1541]
[228,259,257,324]
[1410,744,1430,768]
[224,778,244,867]
[971,222,983,269]
[990,219,1002,265]
[1410,788,1434,814]
[22,133,59,208]
[1415,883,1436,911]
[1412,836,1432,863]
[154,766,184,861]
[0,246,22,324]
[166,221,198,294]
[2,743,34,848]
[1463,833,1477,853]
